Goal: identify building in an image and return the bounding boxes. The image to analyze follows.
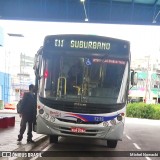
[13,53,35,99]
[0,26,11,104]
[129,56,160,103]
[0,26,35,104]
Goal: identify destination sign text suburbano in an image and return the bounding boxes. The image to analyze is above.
[54,39,111,50]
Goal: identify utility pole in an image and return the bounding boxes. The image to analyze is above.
[144,56,152,103]
[20,53,23,99]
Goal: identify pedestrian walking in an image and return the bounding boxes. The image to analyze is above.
[17,84,37,143]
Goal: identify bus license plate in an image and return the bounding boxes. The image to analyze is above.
[71,127,86,133]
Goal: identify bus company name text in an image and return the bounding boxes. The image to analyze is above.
[55,39,111,50]
[50,111,61,118]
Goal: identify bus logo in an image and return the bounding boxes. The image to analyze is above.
[74,103,87,106]
[76,118,83,124]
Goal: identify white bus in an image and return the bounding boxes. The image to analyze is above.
[33,34,137,148]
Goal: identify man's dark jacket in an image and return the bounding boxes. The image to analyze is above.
[19,92,37,121]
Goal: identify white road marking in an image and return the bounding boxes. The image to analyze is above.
[126,135,132,140]
[126,135,152,160]
[133,143,141,150]
[30,143,53,160]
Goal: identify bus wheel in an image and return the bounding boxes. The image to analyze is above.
[50,135,58,143]
[107,140,118,148]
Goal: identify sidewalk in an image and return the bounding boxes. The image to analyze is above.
[0,109,43,151]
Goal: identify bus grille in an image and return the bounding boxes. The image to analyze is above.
[57,118,102,124]
[39,97,125,114]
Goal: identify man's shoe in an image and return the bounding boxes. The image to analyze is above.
[17,135,22,141]
[27,140,35,143]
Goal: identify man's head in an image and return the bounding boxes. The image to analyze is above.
[29,84,35,92]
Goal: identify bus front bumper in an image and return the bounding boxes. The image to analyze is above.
[36,115,124,140]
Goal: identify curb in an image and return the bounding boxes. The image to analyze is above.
[14,135,48,151]
[0,112,17,114]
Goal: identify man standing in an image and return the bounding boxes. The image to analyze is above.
[17,84,37,143]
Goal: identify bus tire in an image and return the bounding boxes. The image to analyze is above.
[107,140,118,148]
[50,135,58,143]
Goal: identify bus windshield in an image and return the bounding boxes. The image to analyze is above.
[39,54,128,104]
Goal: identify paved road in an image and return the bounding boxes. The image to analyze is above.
[0,112,43,151]
[125,118,160,152]
[31,117,160,160]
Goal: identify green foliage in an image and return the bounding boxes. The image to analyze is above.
[126,103,160,120]
[152,106,160,119]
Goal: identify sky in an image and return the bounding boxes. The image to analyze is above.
[0,20,160,59]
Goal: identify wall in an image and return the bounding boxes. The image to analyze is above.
[0,72,10,103]
[0,26,4,46]
[0,27,11,104]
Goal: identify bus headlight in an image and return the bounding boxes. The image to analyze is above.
[110,119,116,125]
[103,121,109,127]
[117,115,123,121]
[50,116,55,122]
[39,109,44,114]
[44,113,49,119]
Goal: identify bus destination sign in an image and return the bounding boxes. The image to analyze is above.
[55,39,111,50]
[43,35,129,56]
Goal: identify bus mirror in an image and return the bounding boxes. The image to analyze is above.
[131,71,138,85]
